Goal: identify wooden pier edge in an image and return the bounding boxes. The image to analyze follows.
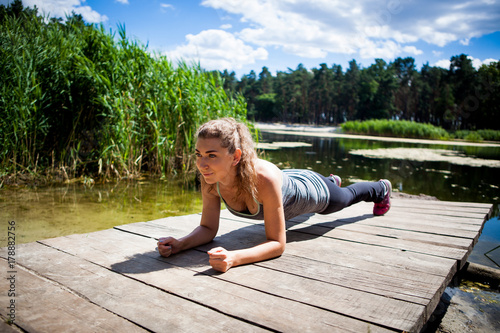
[0,198,493,332]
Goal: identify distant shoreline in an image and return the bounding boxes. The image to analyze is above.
[255,123,500,148]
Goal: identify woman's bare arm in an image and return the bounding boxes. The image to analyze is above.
[158,185,221,257]
[208,161,286,272]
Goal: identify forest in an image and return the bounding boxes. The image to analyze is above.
[219,57,500,132]
[1,1,499,183]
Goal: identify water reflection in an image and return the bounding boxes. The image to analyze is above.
[260,133,500,203]
[0,179,202,246]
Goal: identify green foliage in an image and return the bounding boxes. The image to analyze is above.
[452,129,500,142]
[0,2,247,180]
[222,56,500,131]
[341,120,450,140]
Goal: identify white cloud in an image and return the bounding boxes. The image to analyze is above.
[22,0,108,23]
[115,0,128,4]
[165,29,268,71]
[160,3,174,10]
[434,59,451,69]
[220,24,232,30]
[200,0,500,61]
[470,56,498,69]
[434,56,498,69]
[433,50,443,57]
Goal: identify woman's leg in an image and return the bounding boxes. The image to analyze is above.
[318,175,388,215]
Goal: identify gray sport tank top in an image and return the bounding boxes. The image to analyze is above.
[217,169,330,221]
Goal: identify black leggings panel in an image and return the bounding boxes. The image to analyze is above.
[316,173,386,215]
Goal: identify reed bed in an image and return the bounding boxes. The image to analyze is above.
[0,10,247,183]
[341,120,451,140]
[342,120,500,142]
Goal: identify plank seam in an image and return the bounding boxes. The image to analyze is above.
[35,240,279,333]
[202,260,406,333]
[24,243,157,333]
[0,313,27,332]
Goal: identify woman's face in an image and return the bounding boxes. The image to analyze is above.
[195,138,240,185]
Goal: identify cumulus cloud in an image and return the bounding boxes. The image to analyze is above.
[200,0,500,60]
[434,56,498,69]
[22,0,108,23]
[165,29,268,71]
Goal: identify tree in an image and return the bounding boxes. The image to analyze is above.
[448,54,478,129]
[392,57,417,120]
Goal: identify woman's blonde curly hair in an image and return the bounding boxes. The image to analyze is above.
[196,118,258,200]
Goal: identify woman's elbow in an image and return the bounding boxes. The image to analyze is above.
[275,241,286,256]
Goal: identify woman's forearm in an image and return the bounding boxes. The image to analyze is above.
[231,240,285,267]
[179,225,218,251]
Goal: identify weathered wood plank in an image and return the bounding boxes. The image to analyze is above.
[212,258,425,332]
[119,213,459,278]
[117,217,455,304]
[38,230,395,333]
[288,223,469,260]
[0,258,148,333]
[218,209,478,253]
[291,200,490,226]
[0,319,22,333]
[391,198,492,211]
[117,216,457,279]
[6,242,266,333]
[219,211,472,260]
[293,221,474,249]
[288,213,482,239]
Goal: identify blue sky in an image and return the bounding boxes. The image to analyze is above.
[5,0,500,77]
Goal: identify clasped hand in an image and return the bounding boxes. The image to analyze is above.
[157,238,233,273]
[207,247,233,272]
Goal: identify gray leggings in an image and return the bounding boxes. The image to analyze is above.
[317,174,386,215]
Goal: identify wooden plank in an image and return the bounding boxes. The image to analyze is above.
[287,223,469,261]
[38,230,395,333]
[212,257,425,332]
[117,217,455,306]
[5,242,265,333]
[0,320,22,333]
[288,214,482,239]
[80,225,444,332]
[118,213,458,279]
[0,258,148,333]
[291,200,491,226]
[391,198,493,211]
[291,221,474,250]
[288,209,485,232]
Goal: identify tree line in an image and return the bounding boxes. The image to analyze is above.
[219,56,500,131]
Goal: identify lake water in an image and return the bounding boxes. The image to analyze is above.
[1,131,499,269]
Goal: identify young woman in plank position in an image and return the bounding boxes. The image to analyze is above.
[157,118,391,272]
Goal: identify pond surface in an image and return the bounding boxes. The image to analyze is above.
[1,131,499,269]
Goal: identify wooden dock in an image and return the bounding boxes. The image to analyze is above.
[1,198,492,332]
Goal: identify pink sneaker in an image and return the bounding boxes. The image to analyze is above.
[373,179,391,216]
[330,174,342,187]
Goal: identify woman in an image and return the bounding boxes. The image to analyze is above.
[157,118,391,272]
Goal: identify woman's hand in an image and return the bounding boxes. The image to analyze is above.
[208,247,234,272]
[157,237,181,257]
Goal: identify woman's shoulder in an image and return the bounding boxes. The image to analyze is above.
[255,159,282,187]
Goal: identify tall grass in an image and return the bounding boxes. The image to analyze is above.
[341,119,450,140]
[0,8,247,182]
[452,130,500,142]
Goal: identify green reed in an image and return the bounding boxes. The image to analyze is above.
[0,9,247,182]
[341,119,450,140]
